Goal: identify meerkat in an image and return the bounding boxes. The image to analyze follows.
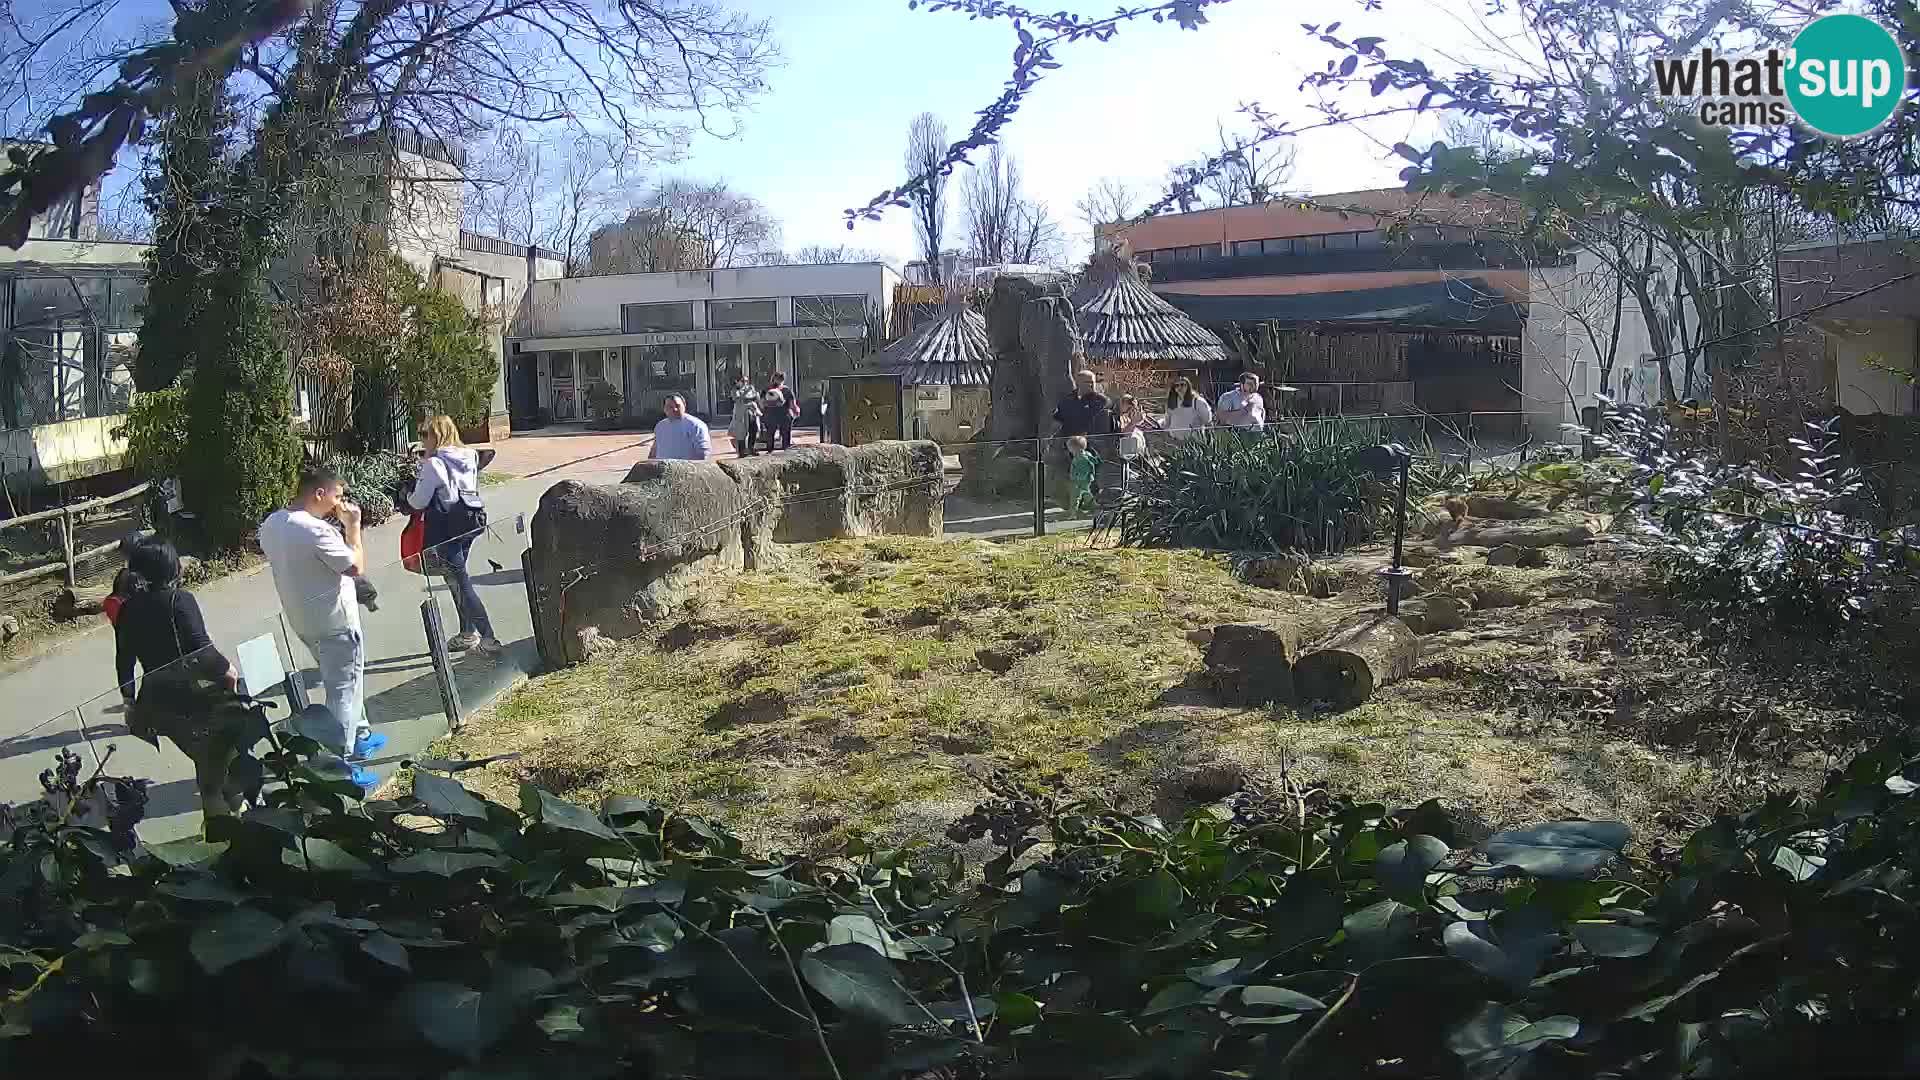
[1443,494,1470,533]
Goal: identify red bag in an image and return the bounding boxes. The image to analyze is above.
[400,512,427,575]
[103,595,124,624]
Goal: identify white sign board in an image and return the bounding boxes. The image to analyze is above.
[914,385,951,412]
[235,633,286,699]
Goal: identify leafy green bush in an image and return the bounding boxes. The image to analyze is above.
[1120,420,1390,552]
[181,277,301,549]
[408,286,497,429]
[1600,408,1918,639]
[10,718,1920,1078]
[585,381,624,423]
[110,385,191,482]
[323,449,413,529]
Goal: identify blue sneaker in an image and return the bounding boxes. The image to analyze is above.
[349,730,388,762]
[349,765,379,791]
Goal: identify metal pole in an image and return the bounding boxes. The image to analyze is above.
[1385,455,1413,616]
[1033,458,1046,537]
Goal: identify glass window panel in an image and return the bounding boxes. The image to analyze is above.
[107,277,147,329]
[13,275,108,327]
[1263,238,1294,255]
[1293,235,1326,252]
[1232,240,1263,256]
[621,302,694,333]
[1325,232,1358,250]
[707,298,777,329]
[1354,230,1387,250]
[548,351,574,380]
[578,350,604,381]
[793,294,868,327]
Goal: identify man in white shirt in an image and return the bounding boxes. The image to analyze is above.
[1216,373,1268,430]
[259,464,380,788]
[650,394,713,461]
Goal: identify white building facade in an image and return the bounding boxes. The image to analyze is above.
[509,262,899,423]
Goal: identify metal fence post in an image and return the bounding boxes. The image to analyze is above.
[421,596,464,732]
[1033,457,1046,537]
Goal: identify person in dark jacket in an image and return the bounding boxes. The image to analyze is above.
[114,537,256,822]
[1050,367,1114,510]
[760,371,797,453]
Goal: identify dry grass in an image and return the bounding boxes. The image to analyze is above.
[437,532,1839,857]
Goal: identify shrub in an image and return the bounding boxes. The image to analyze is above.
[6,725,1920,1078]
[323,449,413,528]
[407,286,497,428]
[182,277,301,549]
[111,385,191,482]
[1120,419,1391,552]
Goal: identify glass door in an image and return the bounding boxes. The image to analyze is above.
[712,343,744,415]
[548,351,578,421]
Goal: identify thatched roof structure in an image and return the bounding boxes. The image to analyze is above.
[1073,251,1227,366]
[869,302,992,386]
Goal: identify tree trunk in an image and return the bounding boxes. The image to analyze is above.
[1203,622,1302,706]
[1434,523,1595,549]
[1294,614,1420,708]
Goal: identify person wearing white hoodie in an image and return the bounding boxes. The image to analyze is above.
[407,415,499,654]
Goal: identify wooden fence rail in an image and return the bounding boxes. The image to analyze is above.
[0,482,152,590]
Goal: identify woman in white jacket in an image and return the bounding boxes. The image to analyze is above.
[1163,376,1214,440]
[407,415,499,654]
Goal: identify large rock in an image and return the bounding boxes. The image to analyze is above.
[533,441,943,666]
[985,273,1079,450]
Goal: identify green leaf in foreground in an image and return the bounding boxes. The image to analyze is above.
[1479,821,1630,878]
[1376,834,1451,903]
[189,906,286,973]
[800,943,919,1026]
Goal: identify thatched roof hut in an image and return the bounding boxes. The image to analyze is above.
[1073,251,1227,366]
[869,302,993,386]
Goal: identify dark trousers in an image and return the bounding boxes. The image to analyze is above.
[438,535,495,639]
[764,411,794,452]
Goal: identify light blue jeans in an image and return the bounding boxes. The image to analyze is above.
[300,628,366,757]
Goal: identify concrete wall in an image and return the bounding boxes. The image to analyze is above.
[0,415,127,486]
[911,385,990,443]
[521,262,897,338]
[1102,188,1522,254]
[0,238,151,267]
[1521,251,1676,440]
[1824,317,1916,414]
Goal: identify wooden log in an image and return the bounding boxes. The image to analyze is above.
[1295,614,1420,708]
[0,482,151,530]
[54,584,112,621]
[1203,622,1301,706]
[1464,494,1550,520]
[1438,523,1594,550]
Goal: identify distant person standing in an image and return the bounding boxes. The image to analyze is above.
[1163,376,1214,440]
[1217,372,1267,431]
[727,372,761,458]
[760,372,797,452]
[1052,367,1113,509]
[406,415,499,656]
[649,394,712,461]
[259,464,381,788]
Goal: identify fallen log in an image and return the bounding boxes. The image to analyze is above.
[1464,494,1550,521]
[1203,622,1301,706]
[1438,523,1594,550]
[53,584,112,620]
[1294,614,1420,708]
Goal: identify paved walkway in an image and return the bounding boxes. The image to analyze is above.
[0,427,1030,840]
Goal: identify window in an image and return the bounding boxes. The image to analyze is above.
[621,301,694,334]
[707,298,777,329]
[1262,238,1294,255]
[1233,240,1263,257]
[360,202,375,224]
[1440,226,1474,243]
[1354,230,1387,250]
[1324,232,1359,251]
[624,344,696,415]
[578,350,605,382]
[548,351,575,380]
[794,294,868,327]
[1294,235,1326,252]
[1137,249,1156,263]
[1410,226,1444,245]
[793,337,861,413]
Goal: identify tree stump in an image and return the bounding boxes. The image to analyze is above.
[1203,622,1301,706]
[1295,614,1420,708]
[54,585,112,621]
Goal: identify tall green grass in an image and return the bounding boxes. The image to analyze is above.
[1117,417,1396,553]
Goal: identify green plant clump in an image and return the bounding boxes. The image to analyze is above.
[111,384,191,482]
[323,449,414,528]
[1120,420,1392,552]
[6,719,1920,1078]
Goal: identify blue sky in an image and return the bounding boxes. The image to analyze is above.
[54,0,1489,258]
[689,0,1463,263]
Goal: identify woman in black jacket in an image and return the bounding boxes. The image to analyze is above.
[114,538,254,821]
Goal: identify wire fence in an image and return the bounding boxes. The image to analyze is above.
[0,415,1572,838]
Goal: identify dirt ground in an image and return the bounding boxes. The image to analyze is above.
[435,515,1870,859]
